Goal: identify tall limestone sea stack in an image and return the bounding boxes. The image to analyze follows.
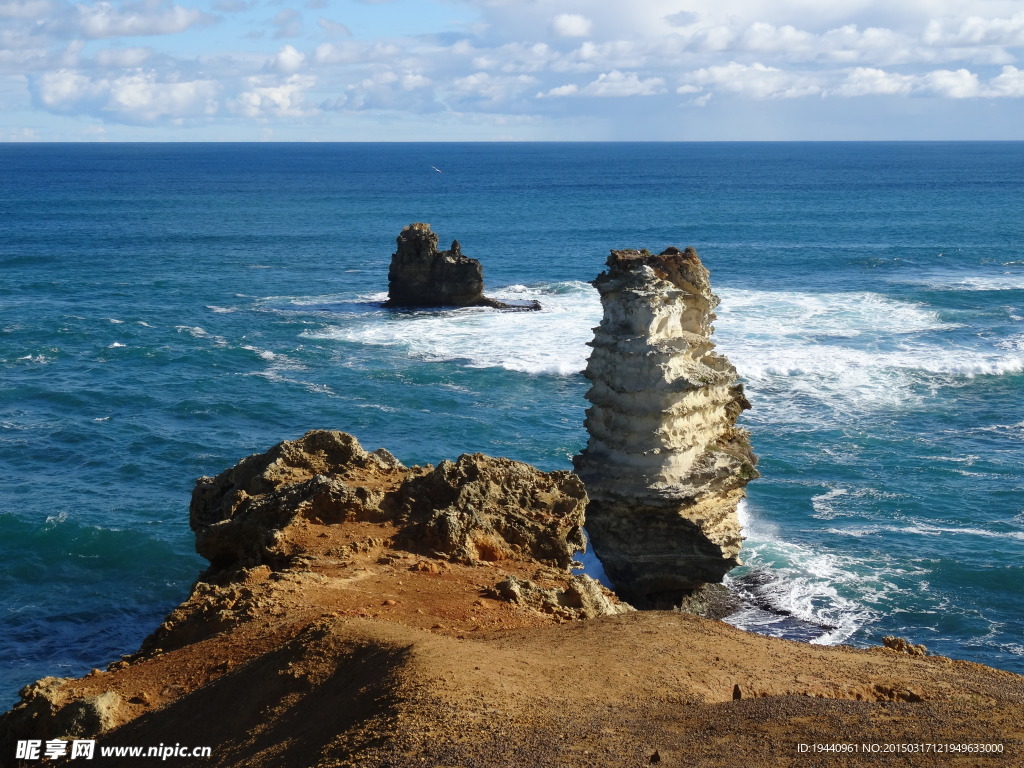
[574,246,758,609]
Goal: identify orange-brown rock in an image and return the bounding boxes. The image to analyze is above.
[3,431,1022,768]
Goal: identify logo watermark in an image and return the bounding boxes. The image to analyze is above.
[16,740,212,761]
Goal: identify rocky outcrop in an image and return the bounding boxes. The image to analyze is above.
[6,432,1024,768]
[491,575,634,620]
[385,223,539,310]
[574,247,758,609]
[1,430,626,754]
[189,430,587,576]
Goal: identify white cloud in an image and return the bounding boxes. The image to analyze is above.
[34,67,219,121]
[552,13,591,38]
[921,67,980,98]
[685,61,822,98]
[105,70,218,120]
[12,0,1024,137]
[537,82,578,98]
[923,12,1024,46]
[452,71,536,101]
[581,69,665,96]
[831,66,914,96]
[986,64,1024,97]
[93,46,151,67]
[317,18,351,38]
[740,22,814,53]
[474,42,556,73]
[73,1,209,39]
[0,0,54,18]
[271,8,302,39]
[271,44,304,73]
[229,74,315,118]
[313,40,399,66]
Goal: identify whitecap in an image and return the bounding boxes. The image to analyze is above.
[175,325,228,346]
[810,488,849,520]
[16,353,50,364]
[829,522,1024,541]
[899,274,1024,291]
[107,318,124,324]
[108,342,126,348]
[304,281,598,377]
[207,306,239,314]
[724,503,901,645]
[241,345,277,361]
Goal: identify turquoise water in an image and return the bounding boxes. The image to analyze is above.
[2,142,1023,706]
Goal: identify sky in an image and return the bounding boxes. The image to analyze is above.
[3,0,1024,140]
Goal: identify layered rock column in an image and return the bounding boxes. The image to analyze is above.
[573,247,757,609]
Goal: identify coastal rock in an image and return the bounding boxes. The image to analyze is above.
[2,677,125,746]
[189,430,407,571]
[574,247,758,608]
[189,431,586,575]
[883,636,929,657]
[385,223,539,310]
[5,432,1024,767]
[394,454,586,569]
[491,574,634,620]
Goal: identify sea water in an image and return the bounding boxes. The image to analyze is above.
[1,142,1022,707]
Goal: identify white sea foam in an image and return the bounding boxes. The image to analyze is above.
[897,273,1024,291]
[207,305,239,314]
[241,345,278,361]
[175,325,228,346]
[107,318,124,324]
[300,282,1022,418]
[736,498,750,533]
[304,281,598,376]
[246,369,333,396]
[810,488,849,520]
[714,288,1024,419]
[108,342,126,348]
[724,503,906,645]
[574,529,614,589]
[831,522,1024,541]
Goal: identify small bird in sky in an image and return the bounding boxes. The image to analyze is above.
[430,165,443,173]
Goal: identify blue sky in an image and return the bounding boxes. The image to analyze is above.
[3,0,1024,140]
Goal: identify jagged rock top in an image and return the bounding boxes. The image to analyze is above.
[385,223,539,310]
[603,246,713,298]
[190,429,587,573]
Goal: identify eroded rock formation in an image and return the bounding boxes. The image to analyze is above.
[0,430,627,754]
[5,431,1024,767]
[574,247,758,608]
[385,223,539,310]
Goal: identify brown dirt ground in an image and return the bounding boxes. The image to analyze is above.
[7,513,1022,768]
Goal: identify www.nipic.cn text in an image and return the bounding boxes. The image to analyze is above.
[16,740,213,761]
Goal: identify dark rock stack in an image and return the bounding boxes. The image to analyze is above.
[385,223,539,310]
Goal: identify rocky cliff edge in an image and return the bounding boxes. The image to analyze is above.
[2,431,1022,767]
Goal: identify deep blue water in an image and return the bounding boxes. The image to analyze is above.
[2,142,1023,707]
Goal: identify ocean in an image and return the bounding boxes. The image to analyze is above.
[1,142,1022,707]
